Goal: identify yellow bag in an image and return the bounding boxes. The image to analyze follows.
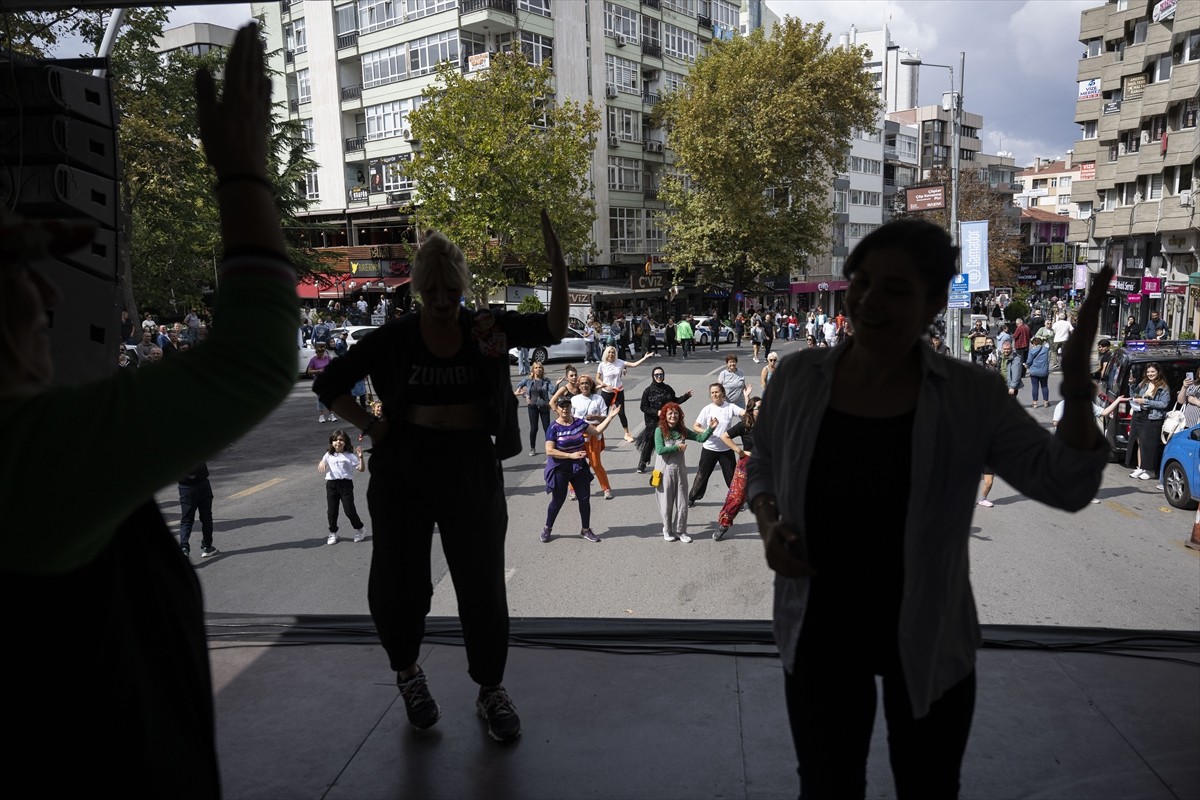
[650,469,662,487]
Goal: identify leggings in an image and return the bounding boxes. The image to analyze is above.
[325,478,363,533]
[601,388,629,429]
[785,657,975,800]
[545,464,593,529]
[1029,375,1049,402]
[525,404,550,450]
[717,454,749,528]
[688,447,737,504]
[366,425,509,687]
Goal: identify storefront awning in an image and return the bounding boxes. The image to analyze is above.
[360,276,411,292]
[296,274,355,300]
[790,279,849,295]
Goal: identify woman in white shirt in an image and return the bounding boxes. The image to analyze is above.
[686,383,745,507]
[596,345,655,443]
[571,377,615,499]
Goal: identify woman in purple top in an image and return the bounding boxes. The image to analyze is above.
[542,395,620,543]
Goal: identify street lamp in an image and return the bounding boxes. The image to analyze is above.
[902,52,966,355]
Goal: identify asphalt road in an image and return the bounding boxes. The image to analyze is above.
[166,337,1199,632]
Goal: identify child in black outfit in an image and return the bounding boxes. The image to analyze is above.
[178,462,217,558]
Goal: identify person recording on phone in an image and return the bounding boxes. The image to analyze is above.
[746,219,1111,799]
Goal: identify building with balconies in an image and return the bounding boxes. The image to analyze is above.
[1014,156,1083,218]
[253,0,743,315]
[1018,207,1086,299]
[1069,0,1198,339]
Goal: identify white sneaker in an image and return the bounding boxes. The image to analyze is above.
[1137,472,1152,481]
[1129,468,1145,478]
[329,414,337,422]
[326,533,338,545]
[353,529,366,542]
[678,533,693,543]
[319,415,327,423]
[663,532,678,542]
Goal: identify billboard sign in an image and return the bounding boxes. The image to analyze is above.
[905,184,946,211]
[1079,161,1095,181]
[1078,78,1101,100]
[959,220,991,292]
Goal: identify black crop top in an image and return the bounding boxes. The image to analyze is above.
[405,334,487,405]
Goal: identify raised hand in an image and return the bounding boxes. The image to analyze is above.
[1060,266,1114,392]
[195,23,271,180]
[540,209,566,277]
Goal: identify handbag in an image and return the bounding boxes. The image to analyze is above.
[650,469,662,487]
[1161,403,1188,443]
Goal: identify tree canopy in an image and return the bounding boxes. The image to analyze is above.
[403,52,600,305]
[654,18,879,311]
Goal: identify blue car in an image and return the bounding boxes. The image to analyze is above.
[1160,423,1200,510]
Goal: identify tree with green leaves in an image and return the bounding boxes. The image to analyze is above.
[403,52,600,305]
[654,19,879,314]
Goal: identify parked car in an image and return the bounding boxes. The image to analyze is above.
[1096,340,1200,462]
[693,316,735,345]
[508,326,588,364]
[328,326,379,349]
[1161,423,1200,510]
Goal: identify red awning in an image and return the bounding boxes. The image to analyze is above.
[790,280,849,295]
[360,276,412,292]
[295,274,357,299]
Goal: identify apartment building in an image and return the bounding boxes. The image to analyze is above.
[1013,155,1083,218]
[155,22,237,57]
[252,0,743,314]
[1069,0,1199,339]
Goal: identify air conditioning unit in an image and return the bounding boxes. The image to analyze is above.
[614,33,625,47]
[1181,190,1193,206]
[608,135,621,148]
[1141,130,1150,144]
[643,140,663,153]
[403,128,415,141]
[605,85,619,99]
[643,68,659,81]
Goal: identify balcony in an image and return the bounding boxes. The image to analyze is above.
[284,50,294,64]
[642,42,661,58]
[642,92,660,106]
[697,14,712,29]
[341,85,362,102]
[289,99,299,112]
[460,0,518,34]
[644,188,659,201]
[641,0,660,6]
[345,136,365,152]
[337,32,359,50]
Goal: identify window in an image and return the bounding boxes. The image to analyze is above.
[1085,38,1102,58]
[605,54,640,94]
[1185,30,1200,63]
[1172,163,1194,194]
[1147,173,1163,201]
[608,106,642,141]
[605,3,639,43]
[409,31,459,77]
[642,16,660,47]
[1059,176,1072,190]
[1148,54,1171,84]
[460,30,487,62]
[362,44,407,88]
[608,156,642,191]
[849,156,882,175]
[1120,129,1139,154]
[297,68,311,103]
[1098,189,1112,211]
[662,23,697,62]
[286,18,307,54]
[662,0,696,16]
[1077,201,1092,219]
[1116,182,1137,206]
[365,97,422,140]
[1082,120,1097,139]
[304,170,320,201]
[407,0,456,20]
[711,0,738,30]
[335,4,358,34]
[300,118,314,149]
[497,31,554,67]
[833,190,847,213]
[1106,141,1119,162]
[1180,98,1198,129]
[1130,19,1147,45]
[380,154,413,191]
[1147,114,1167,141]
[358,0,399,33]
[849,190,881,207]
[518,0,552,16]
[849,222,879,238]
[661,70,685,94]
[1057,194,1071,206]
[610,207,644,253]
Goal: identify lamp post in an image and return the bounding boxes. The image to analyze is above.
[902,52,966,357]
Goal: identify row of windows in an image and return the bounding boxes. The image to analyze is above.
[848,223,879,238]
[365,96,425,140]
[849,156,882,175]
[849,190,881,207]
[610,207,665,253]
[663,23,697,62]
[337,0,550,36]
[1090,164,1194,210]
[606,54,640,93]
[661,0,738,26]
[358,28,553,90]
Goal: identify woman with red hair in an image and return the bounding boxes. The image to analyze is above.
[653,402,717,543]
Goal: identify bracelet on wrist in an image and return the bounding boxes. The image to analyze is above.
[215,173,275,193]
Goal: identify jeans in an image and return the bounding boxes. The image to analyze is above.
[1030,375,1049,402]
[178,482,214,548]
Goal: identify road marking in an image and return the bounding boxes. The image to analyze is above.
[229,477,286,499]
[1105,500,1140,519]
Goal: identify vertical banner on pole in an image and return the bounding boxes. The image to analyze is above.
[959,220,991,293]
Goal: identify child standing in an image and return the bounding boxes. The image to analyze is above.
[178,461,217,558]
[319,429,366,544]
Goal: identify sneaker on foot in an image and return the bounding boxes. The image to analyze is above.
[476,686,521,743]
[529,449,537,456]
[398,669,441,731]
[1138,472,1152,481]
[580,528,600,543]
[568,489,576,501]
[540,526,552,543]
[636,464,647,474]
[353,529,366,543]
[976,499,994,508]
[604,489,614,500]
[663,532,677,542]
[180,543,191,556]
[319,415,327,423]
[714,526,730,541]
[326,533,338,545]
[1129,468,1145,478]
[329,414,338,422]
[678,533,693,543]
[200,545,218,558]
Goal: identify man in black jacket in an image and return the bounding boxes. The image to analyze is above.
[635,366,692,473]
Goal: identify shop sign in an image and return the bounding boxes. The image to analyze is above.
[1141,276,1161,294]
[1164,283,1186,295]
[1153,0,1178,23]
[1123,74,1145,101]
[1126,294,1142,304]
[1078,78,1101,101]
[1102,101,1121,115]
[568,291,594,305]
[1110,276,1139,293]
[1079,161,1095,181]
[348,187,368,203]
[634,274,665,290]
[905,184,945,211]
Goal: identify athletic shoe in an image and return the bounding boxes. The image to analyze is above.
[353,529,366,543]
[580,528,600,543]
[200,545,218,558]
[714,526,730,541]
[604,489,614,500]
[326,533,338,545]
[976,499,994,508]
[319,415,327,423]
[663,532,677,542]
[398,669,441,731]
[678,533,693,543]
[476,686,521,743]
[529,449,537,456]
[1129,468,1145,478]
[1138,472,1152,481]
[540,526,552,543]
[180,543,191,556]
[329,414,338,422]
[568,488,576,501]
[636,464,647,474]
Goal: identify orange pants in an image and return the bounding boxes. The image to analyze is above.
[585,435,610,491]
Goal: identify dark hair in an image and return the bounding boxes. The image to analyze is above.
[327,429,352,455]
[842,218,958,298]
[743,396,762,431]
[1098,339,1111,347]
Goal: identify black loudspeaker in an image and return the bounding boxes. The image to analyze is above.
[0,60,123,385]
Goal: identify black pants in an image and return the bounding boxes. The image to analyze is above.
[639,418,658,467]
[366,426,509,687]
[688,447,737,503]
[785,652,975,800]
[526,403,550,450]
[601,388,629,429]
[325,478,364,533]
[1126,415,1165,477]
[178,482,213,548]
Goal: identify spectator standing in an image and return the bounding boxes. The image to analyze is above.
[677,316,694,359]
[1144,310,1168,340]
[515,361,553,456]
[1051,314,1074,370]
[178,462,217,558]
[663,316,678,357]
[120,310,136,345]
[307,343,336,422]
[1125,363,1171,482]
[318,430,366,544]
[1026,337,1051,408]
[718,354,748,409]
[583,318,598,364]
[1012,317,1031,364]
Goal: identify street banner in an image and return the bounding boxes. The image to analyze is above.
[959,220,991,292]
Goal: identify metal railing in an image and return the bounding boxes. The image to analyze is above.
[336,32,359,49]
[642,42,661,58]
[461,0,517,12]
[641,0,660,7]
[341,85,362,102]
[345,136,365,151]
